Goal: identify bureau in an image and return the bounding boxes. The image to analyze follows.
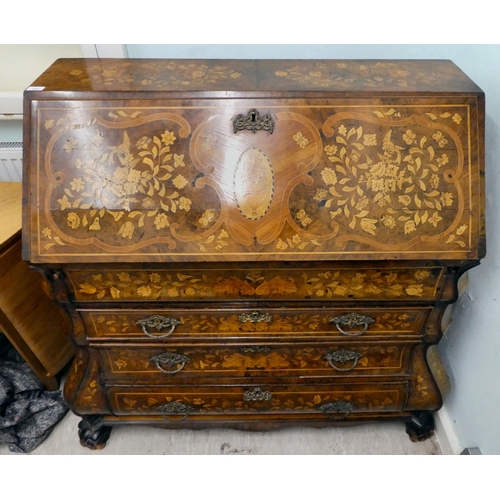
[22,58,485,449]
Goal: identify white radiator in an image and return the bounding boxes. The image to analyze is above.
[0,141,22,181]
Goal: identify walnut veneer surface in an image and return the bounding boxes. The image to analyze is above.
[22,59,485,448]
[0,182,74,390]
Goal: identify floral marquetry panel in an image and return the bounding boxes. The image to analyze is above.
[27,59,482,94]
[25,96,483,263]
[67,267,445,302]
[80,307,430,340]
[100,343,416,380]
[108,383,408,416]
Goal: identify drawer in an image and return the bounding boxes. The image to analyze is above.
[65,265,446,303]
[108,382,408,418]
[99,342,416,381]
[80,307,431,341]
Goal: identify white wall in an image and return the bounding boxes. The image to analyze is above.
[0,44,84,92]
[0,45,84,143]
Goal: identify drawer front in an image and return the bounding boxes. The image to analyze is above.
[108,382,408,418]
[28,98,480,264]
[66,266,445,302]
[99,342,416,381]
[80,307,431,341]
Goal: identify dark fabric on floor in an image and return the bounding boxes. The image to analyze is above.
[0,333,69,453]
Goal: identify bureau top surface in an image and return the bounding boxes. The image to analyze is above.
[25,58,483,96]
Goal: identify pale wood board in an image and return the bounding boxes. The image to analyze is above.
[0,182,22,249]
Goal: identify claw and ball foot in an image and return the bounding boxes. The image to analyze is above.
[78,415,112,450]
[405,411,435,442]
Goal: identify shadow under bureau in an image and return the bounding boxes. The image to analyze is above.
[22,58,485,449]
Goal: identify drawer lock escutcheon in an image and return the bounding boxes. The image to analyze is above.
[233,109,275,134]
[319,401,357,420]
[238,311,273,324]
[329,312,375,336]
[150,352,191,374]
[324,349,364,372]
[136,315,181,338]
[243,387,273,402]
[157,402,194,423]
[240,346,271,354]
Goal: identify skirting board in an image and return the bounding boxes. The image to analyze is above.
[435,405,462,455]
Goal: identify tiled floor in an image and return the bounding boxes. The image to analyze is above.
[1,409,442,455]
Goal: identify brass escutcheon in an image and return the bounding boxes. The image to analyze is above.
[233,109,275,134]
[243,387,273,402]
[238,311,273,324]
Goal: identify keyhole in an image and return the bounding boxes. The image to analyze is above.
[251,111,256,122]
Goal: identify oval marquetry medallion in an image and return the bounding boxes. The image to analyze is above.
[233,148,274,221]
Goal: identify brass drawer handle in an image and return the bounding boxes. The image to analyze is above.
[136,315,181,338]
[324,349,364,372]
[329,312,375,336]
[319,401,357,420]
[157,402,193,422]
[243,387,273,402]
[150,352,191,374]
[233,109,275,134]
[239,311,273,324]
